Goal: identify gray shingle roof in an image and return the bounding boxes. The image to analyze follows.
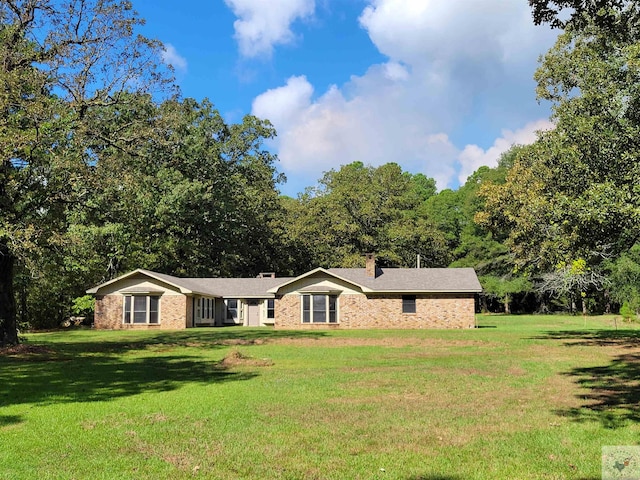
[87,269,294,297]
[327,267,482,293]
[179,277,295,297]
[134,270,296,297]
[88,267,481,297]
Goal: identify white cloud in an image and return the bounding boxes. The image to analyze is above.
[457,119,555,184]
[359,0,523,79]
[251,0,558,192]
[252,75,314,130]
[253,66,459,187]
[161,43,187,72]
[224,0,315,57]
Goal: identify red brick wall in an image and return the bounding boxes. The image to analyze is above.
[94,294,187,330]
[274,293,475,329]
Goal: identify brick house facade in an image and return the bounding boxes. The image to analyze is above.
[88,256,482,330]
[274,293,475,330]
[94,294,189,330]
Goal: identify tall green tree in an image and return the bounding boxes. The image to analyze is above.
[479,2,640,276]
[440,151,532,313]
[0,0,173,344]
[282,162,448,270]
[144,100,285,277]
[64,95,284,283]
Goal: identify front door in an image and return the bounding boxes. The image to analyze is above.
[247,300,260,326]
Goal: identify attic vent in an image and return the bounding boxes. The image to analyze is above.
[257,272,276,278]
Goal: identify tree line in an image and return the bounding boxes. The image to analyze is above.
[2,0,640,344]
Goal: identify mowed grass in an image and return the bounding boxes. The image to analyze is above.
[1,315,639,479]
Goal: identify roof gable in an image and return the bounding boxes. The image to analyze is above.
[86,269,200,295]
[267,268,368,294]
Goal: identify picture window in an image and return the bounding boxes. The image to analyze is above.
[123,295,160,324]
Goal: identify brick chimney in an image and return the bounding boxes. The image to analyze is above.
[365,253,376,278]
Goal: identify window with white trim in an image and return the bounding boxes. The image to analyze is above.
[301,294,338,323]
[123,295,160,324]
[266,298,275,319]
[194,297,215,323]
[225,299,242,322]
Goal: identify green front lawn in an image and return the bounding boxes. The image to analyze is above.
[1,315,638,479]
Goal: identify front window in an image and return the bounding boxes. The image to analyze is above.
[302,294,338,323]
[123,295,160,324]
[266,299,275,319]
[226,299,241,322]
[194,297,214,322]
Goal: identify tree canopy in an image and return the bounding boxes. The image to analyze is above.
[5,0,640,341]
[480,1,640,274]
[0,0,177,344]
[0,1,285,342]
[281,162,449,270]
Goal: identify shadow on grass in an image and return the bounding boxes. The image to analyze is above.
[0,329,327,408]
[0,415,23,426]
[23,327,329,356]
[538,329,640,348]
[537,329,640,428]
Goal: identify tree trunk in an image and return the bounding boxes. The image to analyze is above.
[0,243,18,346]
[19,281,27,326]
[504,295,511,315]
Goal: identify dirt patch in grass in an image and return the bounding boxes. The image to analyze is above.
[507,366,527,376]
[162,453,193,471]
[0,343,54,357]
[219,349,273,368]
[145,412,169,423]
[267,337,494,348]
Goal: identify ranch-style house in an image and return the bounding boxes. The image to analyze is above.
[87,254,482,330]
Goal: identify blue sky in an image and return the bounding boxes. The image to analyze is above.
[134,0,558,197]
